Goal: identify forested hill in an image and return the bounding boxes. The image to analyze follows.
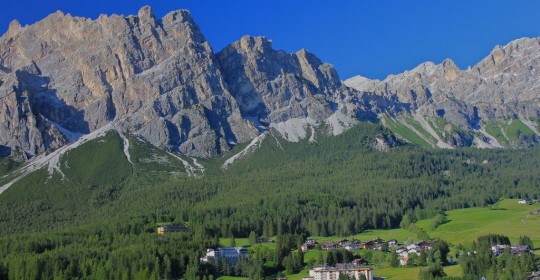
[1,123,539,236]
[0,122,539,278]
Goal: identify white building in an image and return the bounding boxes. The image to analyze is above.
[303,264,373,280]
[345,243,359,251]
[518,198,530,204]
[200,247,248,265]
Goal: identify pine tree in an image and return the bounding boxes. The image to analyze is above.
[249,231,257,245]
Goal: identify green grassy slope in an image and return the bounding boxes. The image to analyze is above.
[382,115,434,148]
[484,119,536,146]
[416,199,540,250]
[304,199,537,279]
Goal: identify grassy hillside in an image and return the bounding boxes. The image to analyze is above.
[314,199,540,253]
[382,115,434,148]
[416,199,540,251]
[484,119,536,146]
[303,199,537,279]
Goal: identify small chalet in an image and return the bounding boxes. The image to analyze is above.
[361,240,375,250]
[396,248,408,257]
[345,243,359,251]
[511,245,531,255]
[417,241,433,250]
[157,224,189,235]
[321,241,337,251]
[301,243,315,252]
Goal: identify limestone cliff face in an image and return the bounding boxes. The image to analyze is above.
[217,36,340,124]
[346,37,540,148]
[1,6,539,159]
[0,6,258,158]
[0,7,377,158]
[216,35,393,140]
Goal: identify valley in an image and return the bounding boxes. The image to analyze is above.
[0,5,539,280]
[0,123,538,279]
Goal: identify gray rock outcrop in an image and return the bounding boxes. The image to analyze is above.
[346,37,540,148]
[0,6,259,158]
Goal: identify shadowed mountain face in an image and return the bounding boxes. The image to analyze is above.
[0,6,539,161]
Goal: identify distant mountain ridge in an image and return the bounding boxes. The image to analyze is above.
[346,37,540,148]
[0,6,539,163]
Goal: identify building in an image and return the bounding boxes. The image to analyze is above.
[304,264,374,280]
[519,198,531,204]
[491,244,508,256]
[416,241,433,250]
[511,245,531,255]
[491,244,531,256]
[156,224,189,234]
[321,241,337,251]
[302,239,317,252]
[396,248,408,257]
[345,243,359,251]
[200,247,248,266]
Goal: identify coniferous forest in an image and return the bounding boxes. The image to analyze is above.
[0,123,539,279]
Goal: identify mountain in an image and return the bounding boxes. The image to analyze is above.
[0,6,388,162]
[345,38,540,148]
[1,6,539,166]
[0,7,259,160]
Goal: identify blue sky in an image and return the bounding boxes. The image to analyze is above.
[2,1,540,80]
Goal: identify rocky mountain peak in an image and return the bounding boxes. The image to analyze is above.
[5,19,22,36]
[0,7,261,158]
[346,36,540,149]
[440,58,460,81]
[137,5,156,22]
[237,35,273,53]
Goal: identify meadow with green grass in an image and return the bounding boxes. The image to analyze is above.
[302,199,539,279]
[484,119,537,146]
[215,199,538,279]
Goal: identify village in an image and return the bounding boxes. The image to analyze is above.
[194,234,535,280]
[157,198,538,279]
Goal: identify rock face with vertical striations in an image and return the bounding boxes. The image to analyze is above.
[0,7,388,158]
[345,37,540,148]
[217,35,393,141]
[0,6,259,158]
[1,6,540,161]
